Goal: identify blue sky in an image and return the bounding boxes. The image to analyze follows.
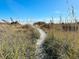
[0,0,79,22]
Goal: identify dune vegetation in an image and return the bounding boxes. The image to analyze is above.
[0,24,39,59]
[43,28,79,59]
[0,23,79,59]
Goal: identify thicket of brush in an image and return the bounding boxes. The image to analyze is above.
[43,30,79,59]
[0,24,39,59]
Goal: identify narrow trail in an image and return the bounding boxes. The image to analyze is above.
[36,28,46,46]
[35,28,47,59]
[31,25,47,59]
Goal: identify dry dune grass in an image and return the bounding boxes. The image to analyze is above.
[0,22,79,59]
[0,24,39,59]
[43,25,79,59]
